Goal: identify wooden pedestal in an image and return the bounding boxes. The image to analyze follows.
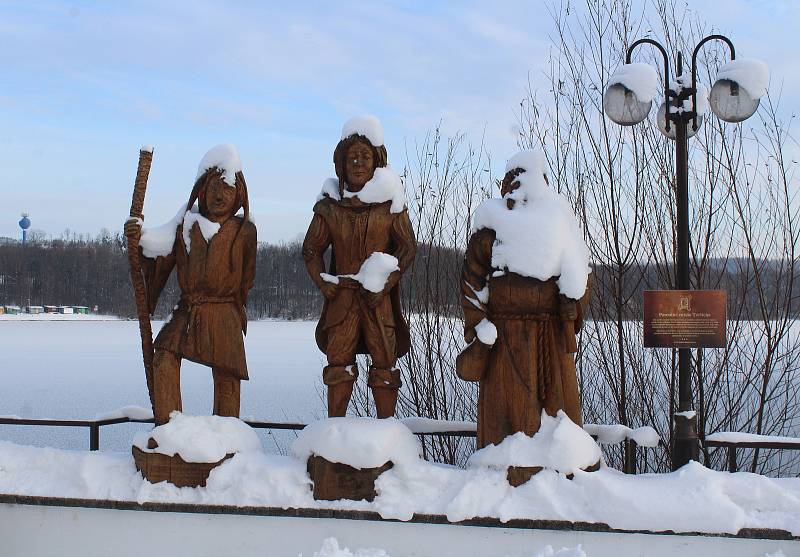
[132,446,233,488]
[307,455,393,501]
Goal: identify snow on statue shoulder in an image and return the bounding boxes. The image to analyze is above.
[458,149,593,457]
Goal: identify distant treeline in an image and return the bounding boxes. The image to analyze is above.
[0,233,796,321]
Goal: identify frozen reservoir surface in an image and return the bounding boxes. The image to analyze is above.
[0,319,326,451]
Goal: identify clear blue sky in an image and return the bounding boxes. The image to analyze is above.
[0,0,797,242]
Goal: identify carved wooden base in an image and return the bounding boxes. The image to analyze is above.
[132,446,233,488]
[307,455,393,501]
[507,460,601,487]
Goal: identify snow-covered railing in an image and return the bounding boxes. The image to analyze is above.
[1,410,661,473]
[705,432,800,472]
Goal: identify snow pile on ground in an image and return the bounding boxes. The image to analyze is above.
[1,436,799,534]
[195,143,242,186]
[531,547,586,557]
[717,58,770,99]
[293,417,422,469]
[468,411,602,475]
[607,62,660,102]
[343,167,406,213]
[313,538,389,557]
[132,412,262,463]
[341,115,384,146]
[472,149,590,299]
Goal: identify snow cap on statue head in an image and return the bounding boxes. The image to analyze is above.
[333,115,389,193]
[502,149,549,208]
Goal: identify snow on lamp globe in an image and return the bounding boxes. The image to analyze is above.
[602,83,651,126]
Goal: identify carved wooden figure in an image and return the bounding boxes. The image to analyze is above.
[125,144,257,426]
[457,150,592,449]
[303,116,416,418]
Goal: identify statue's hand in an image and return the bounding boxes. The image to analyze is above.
[559,299,578,321]
[320,282,338,300]
[364,289,385,309]
[124,218,142,241]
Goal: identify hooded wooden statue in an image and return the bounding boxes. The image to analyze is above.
[302,115,416,418]
[458,149,592,449]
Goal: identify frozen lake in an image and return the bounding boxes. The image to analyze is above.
[0,319,328,452]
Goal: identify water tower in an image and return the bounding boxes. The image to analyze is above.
[19,213,31,245]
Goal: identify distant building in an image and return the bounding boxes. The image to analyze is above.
[73,306,89,315]
[44,305,58,314]
[4,305,20,315]
[57,306,73,315]
[26,306,44,314]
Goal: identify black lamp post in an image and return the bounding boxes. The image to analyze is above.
[603,35,762,470]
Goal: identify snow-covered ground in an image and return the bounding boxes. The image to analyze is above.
[0,320,325,451]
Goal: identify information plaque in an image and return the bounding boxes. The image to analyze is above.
[643,290,727,348]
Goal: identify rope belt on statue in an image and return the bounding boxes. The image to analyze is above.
[491,312,553,321]
[180,295,237,334]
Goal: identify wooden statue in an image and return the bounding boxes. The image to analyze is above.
[457,149,592,449]
[302,116,416,418]
[125,144,257,425]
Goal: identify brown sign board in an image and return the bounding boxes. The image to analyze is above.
[643,290,727,348]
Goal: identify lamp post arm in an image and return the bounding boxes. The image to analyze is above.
[690,34,736,130]
[627,38,671,131]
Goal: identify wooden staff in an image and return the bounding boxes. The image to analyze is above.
[127,146,155,409]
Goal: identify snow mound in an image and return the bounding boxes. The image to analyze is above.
[608,62,660,102]
[318,177,341,201]
[94,405,153,421]
[717,58,770,99]
[195,143,242,187]
[182,209,221,253]
[342,252,399,293]
[341,115,384,146]
[133,412,263,463]
[475,318,497,345]
[583,423,660,447]
[472,150,590,299]
[343,167,406,213]
[531,547,586,557]
[315,538,389,557]
[468,411,602,475]
[292,417,422,469]
[139,206,184,258]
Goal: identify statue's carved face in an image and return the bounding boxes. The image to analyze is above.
[501,168,525,209]
[345,140,375,191]
[202,172,238,221]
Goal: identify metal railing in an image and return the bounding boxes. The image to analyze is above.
[704,438,800,472]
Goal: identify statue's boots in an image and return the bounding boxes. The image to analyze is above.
[213,368,241,418]
[324,364,358,417]
[368,367,402,419]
